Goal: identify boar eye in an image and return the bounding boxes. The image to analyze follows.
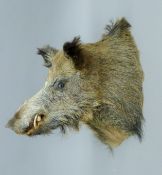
[52,79,67,90]
[57,81,65,89]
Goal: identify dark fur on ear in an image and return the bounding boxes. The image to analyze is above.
[37,45,58,68]
[63,37,84,69]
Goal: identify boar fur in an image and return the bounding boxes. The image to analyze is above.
[7,18,144,148]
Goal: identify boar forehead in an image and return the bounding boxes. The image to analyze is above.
[47,51,78,81]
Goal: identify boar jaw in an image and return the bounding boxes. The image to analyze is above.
[7,89,51,136]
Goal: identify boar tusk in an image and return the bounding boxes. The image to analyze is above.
[37,115,42,122]
[34,114,42,129]
[34,114,38,129]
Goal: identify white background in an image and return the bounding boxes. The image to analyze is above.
[0,0,162,175]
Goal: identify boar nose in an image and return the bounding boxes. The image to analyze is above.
[7,109,28,134]
[7,103,46,135]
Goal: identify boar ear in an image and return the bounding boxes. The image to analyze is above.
[63,37,84,69]
[37,45,58,68]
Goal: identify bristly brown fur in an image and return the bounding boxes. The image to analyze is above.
[37,45,58,67]
[7,17,144,149]
[103,17,131,38]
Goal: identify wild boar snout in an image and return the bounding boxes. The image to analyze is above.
[7,90,50,136]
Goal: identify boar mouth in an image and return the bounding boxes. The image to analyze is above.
[25,114,45,136]
[7,110,80,136]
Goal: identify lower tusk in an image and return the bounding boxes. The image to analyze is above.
[34,115,37,129]
[37,115,42,122]
[34,114,42,129]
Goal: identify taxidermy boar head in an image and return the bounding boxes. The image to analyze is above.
[7,18,144,148]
